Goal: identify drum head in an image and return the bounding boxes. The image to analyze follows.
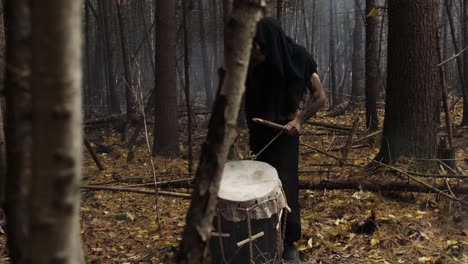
[218,160,279,202]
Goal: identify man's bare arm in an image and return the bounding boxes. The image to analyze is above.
[285,73,325,136]
[297,73,326,125]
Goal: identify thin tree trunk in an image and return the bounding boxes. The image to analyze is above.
[30,0,84,262]
[101,0,121,114]
[329,0,337,107]
[445,0,466,117]
[116,0,138,122]
[153,0,179,155]
[3,0,32,262]
[183,0,194,174]
[461,0,468,125]
[177,0,265,262]
[365,0,379,131]
[0,0,6,204]
[351,0,365,106]
[198,0,214,108]
[376,0,439,165]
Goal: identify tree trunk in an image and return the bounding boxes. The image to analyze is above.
[116,0,137,121]
[329,0,337,107]
[177,1,265,262]
[153,0,179,155]
[4,1,32,262]
[351,0,365,106]
[197,0,214,108]
[101,0,121,114]
[365,0,379,131]
[461,0,468,125]
[183,0,194,173]
[30,0,84,262]
[375,0,439,165]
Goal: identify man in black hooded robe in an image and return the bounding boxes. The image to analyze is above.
[246,17,325,263]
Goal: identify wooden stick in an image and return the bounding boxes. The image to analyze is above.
[340,117,360,165]
[251,118,288,132]
[84,138,104,171]
[298,178,468,196]
[352,130,382,143]
[81,185,191,198]
[300,142,353,166]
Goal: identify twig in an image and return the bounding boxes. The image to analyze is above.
[84,138,104,171]
[437,46,468,67]
[127,177,194,188]
[81,185,191,198]
[352,130,382,143]
[300,143,354,166]
[340,117,360,165]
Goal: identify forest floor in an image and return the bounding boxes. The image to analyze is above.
[1,102,467,263]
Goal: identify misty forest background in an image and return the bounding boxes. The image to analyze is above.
[0,0,467,263]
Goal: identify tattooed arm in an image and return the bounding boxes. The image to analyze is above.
[286,73,326,136]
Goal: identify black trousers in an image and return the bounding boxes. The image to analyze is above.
[248,122,301,243]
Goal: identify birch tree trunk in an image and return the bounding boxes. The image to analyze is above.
[30,0,84,262]
[177,0,265,263]
[4,1,32,262]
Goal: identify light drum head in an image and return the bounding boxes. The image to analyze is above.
[218,160,279,203]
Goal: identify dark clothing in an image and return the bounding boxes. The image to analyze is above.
[246,17,318,243]
[246,17,317,122]
[248,121,300,242]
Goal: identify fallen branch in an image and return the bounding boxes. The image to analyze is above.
[352,130,382,143]
[84,114,125,127]
[369,159,468,206]
[81,185,190,198]
[300,143,354,166]
[307,121,354,132]
[298,178,468,196]
[84,138,104,171]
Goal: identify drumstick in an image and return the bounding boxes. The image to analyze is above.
[252,118,289,133]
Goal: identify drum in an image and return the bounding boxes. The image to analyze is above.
[210,160,289,264]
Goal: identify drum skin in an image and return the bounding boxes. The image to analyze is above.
[210,161,287,264]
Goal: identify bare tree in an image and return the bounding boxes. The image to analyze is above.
[177,0,265,262]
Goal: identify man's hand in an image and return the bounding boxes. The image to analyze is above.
[285,118,301,136]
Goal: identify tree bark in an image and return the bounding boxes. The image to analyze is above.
[329,0,337,107]
[4,1,32,262]
[365,0,379,131]
[153,0,179,155]
[116,0,138,122]
[30,0,84,262]
[101,0,121,114]
[351,0,365,106]
[461,0,468,125]
[197,0,214,108]
[375,0,439,165]
[177,1,265,262]
[183,0,194,173]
